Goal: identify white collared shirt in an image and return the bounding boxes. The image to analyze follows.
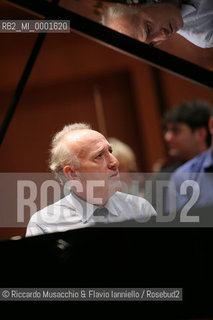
[178,0,213,48]
[26,191,157,236]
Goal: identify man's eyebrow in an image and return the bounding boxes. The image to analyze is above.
[92,145,112,156]
[91,146,105,157]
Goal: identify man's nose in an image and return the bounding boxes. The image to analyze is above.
[153,28,171,41]
[164,131,173,142]
[108,154,119,169]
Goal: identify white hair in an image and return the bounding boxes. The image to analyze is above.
[49,123,91,184]
[101,4,140,26]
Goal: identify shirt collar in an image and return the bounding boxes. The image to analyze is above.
[68,191,119,223]
[180,1,196,18]
[189,147,213,172]
[203,148,213,170]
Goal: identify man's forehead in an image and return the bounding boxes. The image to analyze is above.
[166,122,188,128]
[166,122,193,134]
[65,129,108,152]
[66,129,101,140]
[108,14,146,41]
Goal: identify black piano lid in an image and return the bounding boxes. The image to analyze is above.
[5,0,213,89]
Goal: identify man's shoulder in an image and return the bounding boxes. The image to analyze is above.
[174,159,195,174]
[30,194,75,220]
[113,191,146,203]
[113,191,156,211]
[175,149,210,174]
[112,192,157,218]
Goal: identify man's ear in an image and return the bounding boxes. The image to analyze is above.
[63,165,77,181]
[208,116,213,135]
[195,127,207,143]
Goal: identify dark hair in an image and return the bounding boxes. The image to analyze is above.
[163,100,213,147]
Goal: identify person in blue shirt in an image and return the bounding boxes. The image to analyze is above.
[165,114,213,213]
[149,100,213,211]
[101,0,213,48]
[158,100,213,172]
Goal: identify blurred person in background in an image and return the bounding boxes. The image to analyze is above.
[108,137,138,172]
[108,137,144,195]
[165,112,213,213]
[155,100,213,173]
[149,100,213,210]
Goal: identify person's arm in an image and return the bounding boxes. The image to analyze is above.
[25,220,46,237]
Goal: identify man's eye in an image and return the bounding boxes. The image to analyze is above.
[146,23,151,34]
[96,154,103,159]
[147,25,150,34]
[172,129,180,134]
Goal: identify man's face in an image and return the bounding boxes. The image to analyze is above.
[65,130,120,204]
[77,131,119,174]
[107,3,183,46]
[164,122,200,161]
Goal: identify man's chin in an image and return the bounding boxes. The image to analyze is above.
[81,182,121,205]
[109,178,122,191]
[168,150,178,157]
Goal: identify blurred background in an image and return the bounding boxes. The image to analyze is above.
[0,0,213,240]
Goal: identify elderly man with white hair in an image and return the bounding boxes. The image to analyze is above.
[26,123,156,236]
[101,0,213,48]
